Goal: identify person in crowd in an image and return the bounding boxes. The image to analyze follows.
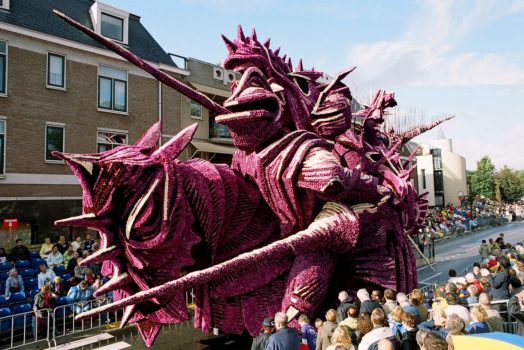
[465,272,483,294]
[472,264,482,279]
[37,263,56,289]
[488,238,500,255]
[5,268,24,298]
[418,307,448,339]
[508,289,524,336]
[387,306,405,338]
[358,289,382,315]
[71,236,82,252]
[339,305,359,332]
[409,290,428,321]
[0,248,9,263]
[431,287,447,311]
[488,255,511,300]
[356,313,373,346]
[46,244,64,268]
[377,339,394,350]
[425,229,436,260]
[67,251,80,273]
[479,240,490,260]
[421,332,448,350]
[39,237,53,259]
[63,245,75,268]
[326,326,354,350]
[317,309,338,350]
[444,293,470,326]
[510,276,524,296]
[10,239,30,262]
[415,329,429,350]
[76,242,86,256]
[67,280,94,314]
[416,231,426,257]
[315,319,323,332]
[371,290,383,304]
[32,285,55,338]
[382,289,397,316]
[400,313,419,350]
[478,293,503,332]
[465,305,491,334]
[495,233,505,249]
[74,257,89,280]
[84,268,96,285]
[56,235,69,254]
[396,293,420,324]
[337,291,354,323]
[447,269,458,284]
[83,233,95,252]
[358,308,394,350]
[299,314,317,350]
[444,314,466,350]
[250,317,273,350]
[50,276,68,297]
[266,312,300,350]
[466,285,479,305]
[479,275,491,295]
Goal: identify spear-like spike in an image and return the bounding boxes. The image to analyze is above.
[237,24,246,41]
[251,27,257,41]
[297,59,304,71]
[274,47,281,56]
[287,57,292,69]
[52,10,230,115]
[263,38,270,48]
[221,35,237,54]
[399,116,454,144]
[282,54,287,62]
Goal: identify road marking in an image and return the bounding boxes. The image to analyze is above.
[419,272,442,283]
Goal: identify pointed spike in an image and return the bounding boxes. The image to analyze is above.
[79,245,121,266]
[93,272,132,298]
[297,59,304,71]
[263,37,270,48]
[311,66,315,71]
[136,320,162,348]
[251,28,257,41]
[287,57,292,69]
[237,24,246,41]
[282,54,287,62]
[119,304,138,329]
[221,35,237,54]
[135,122,161,149]
[274,47,281,56]
[55,213,97,227]
[152,123,197,161]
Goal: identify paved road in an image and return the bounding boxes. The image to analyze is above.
[416,221,524,287]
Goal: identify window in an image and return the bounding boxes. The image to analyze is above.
[47,53,65,88]
[209,117,231,139]
[98,65,127,112]
[421,169,426,190]
[97,130,128,152]
[434,170,444,192]
[432,148,442,170]
[0,119,5,175]
[101,13,124,42]
[45,124,65,162]
[0,40,6,94]
[0,0,10,10]
[190,101,202,119]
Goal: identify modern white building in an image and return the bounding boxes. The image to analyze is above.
[416,129,467,207]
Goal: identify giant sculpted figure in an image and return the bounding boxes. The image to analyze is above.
[53,12,451,347]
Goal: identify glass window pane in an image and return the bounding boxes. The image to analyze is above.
[0,120,4,133]
[97,131,128,153]
[98,77,112,109]
[46,126,64,161]
[0,55,5,94]
[48,54,64,87]
[99,65,127,81]
[101,13,123,41]
[0,134,4,175]
[0,41,5,54]
[190,102,202,118]
[114,80,126,111]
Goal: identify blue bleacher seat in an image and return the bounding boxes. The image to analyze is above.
[13,304,31,328]
[15,260,30,269]
[0,307,11,332]
[53,265,66,274]
[24,278,38,291]
[29,251,40,259]
[61,273,72,281]
[19,269,37,279]
[54,297,71,318]
[0,271,8,281]
[28,289,39,300]
[0,262,12,272]
[7,291,25,305]
[0,296,7,307]
[30,258,45,269]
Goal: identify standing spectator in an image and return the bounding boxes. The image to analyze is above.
[465,306,491,334]
[388,306,405,338]
[358,309,394,350]
[298,314,317,350]
[371,290,383,304]
[447,269,458,284]
[83,233,95,252]
[266,312,300,350]
[5,268,24,298]
[358,289,382,315]
[488,255,511,300]
[488,238,500,254]
[56,235,69,254]
[444,293,470,326]
[495,233,505,249]
[510,277,524,296]
[400,313,419,350]
[46,245,64,268]
[50,276,69,297]
[416,232,425,256]
[315,319,323,333]
[37,263,56,289]
[382,289,397,316]
[71,236,82,252]
[466,285,479,305]
[63,246,75,268]
[0,248,9,263]
[250,317,273,350]
[508,289,524,336]
[409,290,428,321]
[10,239,30,262]
[479,240,490,260]
[356,313,373,346]
[425,230,435,260]
[325,326,354,350]
[67,280,94,314]
[32,285,55,338]
[417,308,447,339]
[444,314,466,350]
[478,293,503,332]
[337,291,354,323]
[339,305,359,332]
[396,293,420,324]
[316,309,337,350]
[39,237,53,259]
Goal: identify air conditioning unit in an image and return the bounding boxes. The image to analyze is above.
[213,67,224,81]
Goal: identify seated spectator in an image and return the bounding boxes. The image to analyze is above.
[465,272,483,294]
[444,293,470,326]
[396,293,420,324]
[431,287,447,311]
[76,242,86,256]
[298,314,316,350]
[63,246,75,268]
[10,239,30,262]
[488,255,511,300]
[37,263,56,289]
[50,276,69,297]
[251,317,274,350]
[418,308,447,339]
[445,314,466,350]
[46,245,64,268]
[317,309,338,350]
[410,289,428,321]
[337,291,354,323]
[74,257,88,280]
[84,268,96,285]
[5,268,24,298]
[265,312,300,350]
[358,289,383,315]
[339,305,359,332]
[455,278,469,303]
[382,289,397,316]
[67,280,94,314]
[83,233,95,252]
[387,306,405,338]
[0,248,9,263]
[472,264,481,279]
[33,285,55,338]
[465,305,491,334]
[67,252,80,273]
[358,308,394,350]
[400,312,418,350]
[466,285,479,305]
[39,237,53,259]
[56,235,69,254]
[422,332,447,350]
[71,236,82,252]
[479,275,491,295]
[326,326,354,350]
[510,276,524,296]
[447,269,458,284]
[478,293,503,332]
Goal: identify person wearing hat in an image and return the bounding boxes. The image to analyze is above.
[488,255,511,300]
[251,317,274,350]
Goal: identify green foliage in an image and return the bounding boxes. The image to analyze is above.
[469,156,496,199]
[496,166,523,202]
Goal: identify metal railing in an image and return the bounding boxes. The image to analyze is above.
[0,308,51,349]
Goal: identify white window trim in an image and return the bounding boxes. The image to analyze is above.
[97,64,129,114]
[190,101,203,120]
[0,39,7,97]
[0,116,6,178]
[0,0,10,11]
[46,52,67,91]
[90,2,129,45]
[44,122,65,164]
[96,128,128,153]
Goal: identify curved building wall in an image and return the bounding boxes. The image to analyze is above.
[441,151,467,206]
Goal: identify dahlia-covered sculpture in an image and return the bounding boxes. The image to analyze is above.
[53,11,452,347]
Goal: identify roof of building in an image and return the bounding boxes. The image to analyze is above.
[437,128,446,140]
[0,0,176,66]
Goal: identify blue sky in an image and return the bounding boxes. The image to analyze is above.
[102,0,524,170]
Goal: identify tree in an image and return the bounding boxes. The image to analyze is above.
[470,156,496,199]
[496,166,523,202]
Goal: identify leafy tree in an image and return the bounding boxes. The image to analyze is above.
[470,156,496,199]
[496,166,523,202]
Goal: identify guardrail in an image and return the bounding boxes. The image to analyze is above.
[0,308,51,349]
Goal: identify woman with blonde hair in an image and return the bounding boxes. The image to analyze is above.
[387,306,405,337]
[325,326,355,350]
[466,305,491,334]
[317,309,338,350]
[409,289,428,321]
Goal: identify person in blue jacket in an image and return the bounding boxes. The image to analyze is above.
[265,312,300,350]
[67,280,93,314]
[5,268,24,298]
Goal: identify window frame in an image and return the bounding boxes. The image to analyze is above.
[46,52,66,90]
[190,101,202,120]
[0,118,6,177]
[97,65,128,114]
[0,0,10,11]
[0,39,7,96]
[90,2,130,45]
[44,122,65,164]
[100,12,124,43]
[96,128,128,153]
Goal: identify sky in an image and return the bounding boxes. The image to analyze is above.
[102,0,524,170]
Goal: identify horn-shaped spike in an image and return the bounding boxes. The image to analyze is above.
[282,54,287,62]
[119,304,138,329]
[263,37,270,48]
[92,272,132,298]
[287,57,292,69]
[55,213,98,227]
[136,320,162,348]
[153,123,198,161]
[221,35,237,54]
[251,27,257,41]
[311,66,315,71]
[79,245,121,266]
[134,121,161,148]
[274,47,281,56]
[399,116,454,144]
[54,153,96,175]
[237,24,246,41]
[297,59,304,71]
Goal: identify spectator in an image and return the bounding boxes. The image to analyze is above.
[417,308,447,339]
[56,235,69,254]
[387,306,405,338]
[400,313,419,350]
[46,245,64,268]
[337,291,354,323]
[431,287,447,311]
[83,233,95,252]
[466,285,479,305]
[71,236,82,252]
[495,233,505,249]
[74,257,88,280]
[326,326,354,350]
[299,314,317,350]
[396,293,420,324]
[50,276,68,297]
[465,305,491,334]
[479,240,490,260]
[67,280,94,314]
[444,314,466,350]
[5,268,24,298]
[415,329,429,350]
[317,309,338,350]
[382,289,397,316]
[478,293,503,332]
[421,332,447,350]
[76,242,86,256]
[509,290,524,335]
[84,268,96,285]
[472,264,481,279]
[10,239,30,262]
[0,248,9,263]
[37,263,56,289]
[266,312,300,350]
[377,339,394,350]
[488,238,500,254]
[488,255,511,300]
[39,237,53,259]
[67,251,80,273]
[250,317,273,350]
[447,269,458,284]
[510,276,524,296]
[33,285,55,338]
[371,290,383,304]
[356,313,373,346]
[315,319,323,333]
[358,289,382,315]
[410,289,428,321]
[444,293,470,326]
[358,308,394,350]
[465,273,483,294]
[339,305,359,332]
[63,246,75,268]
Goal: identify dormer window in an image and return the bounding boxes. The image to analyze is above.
[90,1,129,44]
[0,0,10,11]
